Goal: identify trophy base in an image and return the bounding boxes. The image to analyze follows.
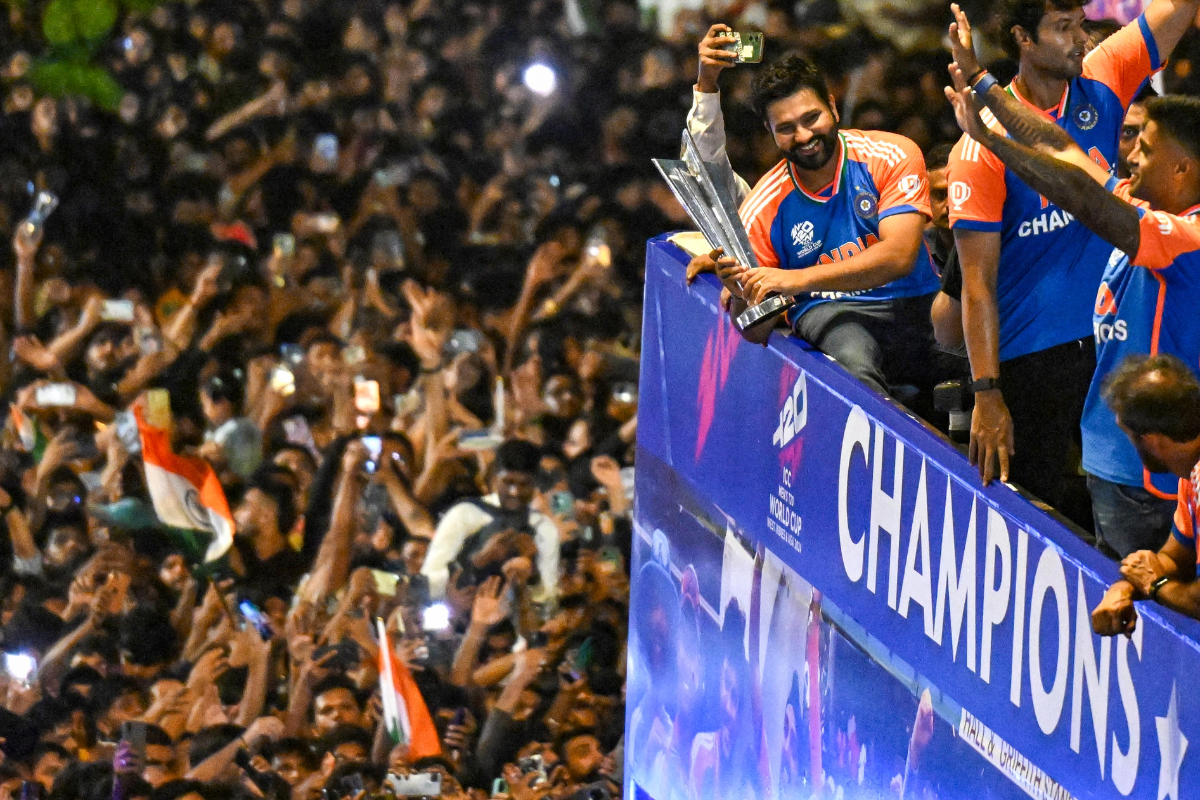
[736,295,794,332]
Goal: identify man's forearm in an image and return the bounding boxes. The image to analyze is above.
[976,84,1076,155]
[979,130,1141,255]
[1152,579,1200,619]
[960,280,1002,381]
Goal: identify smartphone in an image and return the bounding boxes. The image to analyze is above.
[355,378,381,415]
[35,383,76,407]
[314,133,339,168]
[716,31,764,63]
[270,365,296,397]
[238,599,274,640]
[3,652,36,686]
[280,343,304,366]
[310,213,340,233]
[421,602,451,632]
[394,389,422,416]
[23,191,58,237]
[491,777,509,797]
[343,345,366,366]
[388,772,443,798]
[361,435,382,474]
[457,429,503,451]
[371,569,399,597]
[101,299,136,322]
[273,232,295,257]
[518,754,548,786]
[371,230,405,268]
[611,382,637,405]
[146,388,172,429]
[121,720,148,763]
[445,329,483,356]
[550,490,574,517]
[19,782,42,800]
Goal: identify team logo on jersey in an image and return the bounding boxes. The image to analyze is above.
[1153,211,1175,235]
[897,174,921,200]
[1095,282,1117,316]
[790,221,821,257]
[853,190,878,219]
[1073,102,1098,131]
[949,181,971,211]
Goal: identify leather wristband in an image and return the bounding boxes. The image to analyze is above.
[973,71,999,96]
[1148,575,1170,600]
[971,377,1001,393]
[967,67,987,85]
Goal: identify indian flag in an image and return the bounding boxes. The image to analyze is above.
[9,406,46,461]
[376,618,442,758]
[136,410,235,562]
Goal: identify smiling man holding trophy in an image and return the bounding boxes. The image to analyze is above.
[667,25,950,417]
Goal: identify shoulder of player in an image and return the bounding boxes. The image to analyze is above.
[739,161,792,228]
[841,129,920,166]
[946,131,1004,173]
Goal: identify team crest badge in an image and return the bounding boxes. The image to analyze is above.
[1073,103,1098,131]
[853,190,878,219]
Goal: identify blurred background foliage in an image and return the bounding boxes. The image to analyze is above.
[8,0,161,110]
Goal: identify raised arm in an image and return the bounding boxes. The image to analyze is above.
[1141,0,1200,62]
[945,63,1141,257]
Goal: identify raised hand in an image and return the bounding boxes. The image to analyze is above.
[947,4,982,80]
[697,24,738,93]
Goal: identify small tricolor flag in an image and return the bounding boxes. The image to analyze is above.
[136,410,235,562]
[376,618,442,759]
[9,406,46,461]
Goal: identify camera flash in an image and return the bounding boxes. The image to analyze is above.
[422,602,451,632]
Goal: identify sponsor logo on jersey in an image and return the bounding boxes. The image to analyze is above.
[949,181,971,211]
[790,221,821,258]
[1017,209,1075,237]
[1094,282,1117,316]
[897,174,922,200]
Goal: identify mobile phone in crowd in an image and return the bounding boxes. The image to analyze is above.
[4,652,36,687]
[270,365,296,397]
[387,772,443,797]
[19,781,42,800]
[355,378,381,415]
[121,720,148,763]
[238,599,274,640]
[716,31,764,63]
[22,191,58,238]
[550,490,574,517]
[361,435,383,474]
[273,232,296,257]
[101,299,136,322]
[35,383,76,407]
[313,133,339,172]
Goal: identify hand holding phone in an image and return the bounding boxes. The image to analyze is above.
[35,383,77,407]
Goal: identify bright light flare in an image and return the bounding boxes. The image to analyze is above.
[523,63,557,96]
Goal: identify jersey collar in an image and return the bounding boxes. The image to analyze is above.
[787,133,846,204]
[1007,79,1069,122]
[1182,203,1200,218]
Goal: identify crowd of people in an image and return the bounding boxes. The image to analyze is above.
[6,0,1200,795]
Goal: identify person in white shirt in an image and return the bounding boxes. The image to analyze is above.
[421,439,560,602]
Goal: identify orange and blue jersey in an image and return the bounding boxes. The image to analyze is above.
[947,15,1160,361]
[741,129,939,325]
[1083,180,1200,498]
[1169,462,1200,561]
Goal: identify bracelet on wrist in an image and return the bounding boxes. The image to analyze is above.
[972,72,999,96]
[1148,575,1171,600]
[967,67,988,85]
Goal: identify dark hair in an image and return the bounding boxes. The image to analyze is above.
[997,0,1088,58]
[89,676,145,720]
[262,737,318,770]
[312,675,363,708]
[376,341,420,377]
[1082,17,1121,43]
[925,143,954,172]
[749,56,832,123]
[495,439,542,475]
[1102,353,1200,441]
[316,725,373,755]
[246,472,298,537]
[1144,95,1200,161]
[119,606,179,666]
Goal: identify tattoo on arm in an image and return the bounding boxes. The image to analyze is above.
[982,130,1142,255]
[979,85,1077,154]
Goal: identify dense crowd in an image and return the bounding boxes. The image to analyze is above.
[9,0,1200,795]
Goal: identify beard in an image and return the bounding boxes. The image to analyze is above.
[783,128,839,171]
[1133,438,1172,474]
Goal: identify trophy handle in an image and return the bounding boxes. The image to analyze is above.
[735,294,795,332]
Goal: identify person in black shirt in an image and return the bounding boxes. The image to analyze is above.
[230,473,306,599]
[925,144,965,353]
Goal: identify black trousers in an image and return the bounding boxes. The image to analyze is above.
[793,292,963,422]
[999,337,1096,533]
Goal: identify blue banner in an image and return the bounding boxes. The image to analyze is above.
[625,236,1200,800]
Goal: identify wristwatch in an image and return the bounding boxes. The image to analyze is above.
[971,377,1001,393]
[1149,575,1170,599]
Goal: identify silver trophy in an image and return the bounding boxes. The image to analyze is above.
[653,132,794,332]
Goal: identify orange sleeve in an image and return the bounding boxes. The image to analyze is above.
[1173,480,1195,543]
[739,165,787,269]
[873,134,931,220]
[1081,15,1158,110]
[946,134,1006,232]
[1132,210,1200,270]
